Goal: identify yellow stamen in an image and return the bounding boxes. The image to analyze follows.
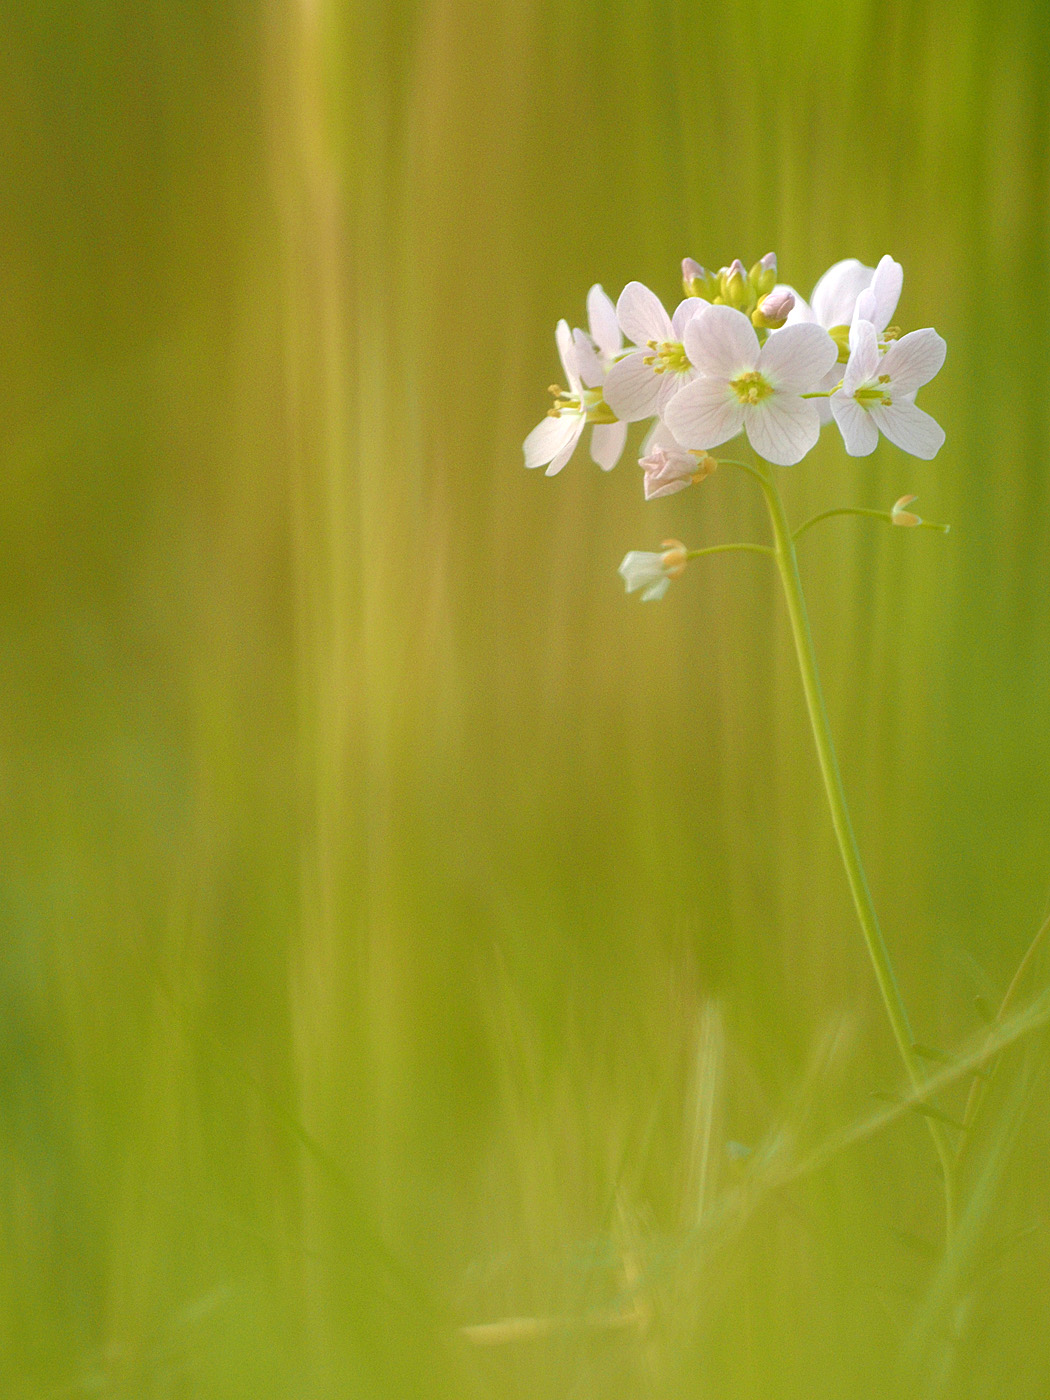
[729,369,774,406]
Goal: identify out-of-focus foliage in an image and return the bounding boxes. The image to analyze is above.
[1,0,1048,1396]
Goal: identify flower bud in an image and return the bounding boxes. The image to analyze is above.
[640,443,716,498]
[891,495,922,527]
[722,258,753,311]
[682,257,719,301]
[749,252,778,298]
[751,287,795,330]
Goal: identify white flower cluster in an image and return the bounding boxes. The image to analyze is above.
[524,254,946,478]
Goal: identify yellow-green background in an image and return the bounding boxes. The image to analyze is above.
[2,0,1048,1395]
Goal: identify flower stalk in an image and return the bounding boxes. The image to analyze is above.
[749,450,958,1243]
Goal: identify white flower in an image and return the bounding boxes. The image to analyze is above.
[618,539,688,601]
[569,285,629,470]
[663,304,838,467]
[783,254,903,336]
[572,284,623,384]
[830,319,946,459]
[523,319,624,475]
[776,256,903,422]
[603,283,705,422]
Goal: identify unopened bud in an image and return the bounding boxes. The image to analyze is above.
[891,495,922,527]
[681,257,719,300]
[749,252,778,298]
[722,259,752,311]
[659,539,689,578]
[752,287,795,330]
[640,441,700,499]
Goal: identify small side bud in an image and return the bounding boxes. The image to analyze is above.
[891,495,922,527]
[682,256,704,296]
[749,252,778,298]
[682,257,719,300]
[752,287,795,330]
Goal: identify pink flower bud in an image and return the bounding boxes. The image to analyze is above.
[759,288,795,321]
[640,443,715,499]
[682,257,705,283]
[761,291,795,320]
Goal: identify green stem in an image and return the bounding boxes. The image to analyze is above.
[794,507,951,544]
[686,542,774,560]
[747,455,957,1244]
[794,507,894,541]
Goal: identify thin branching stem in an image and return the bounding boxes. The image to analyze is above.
[686,542,774,560]
[794,506,951,543]
[729,451,958,1246]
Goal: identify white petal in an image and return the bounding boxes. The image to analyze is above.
[555,319,582,393]
[545,416,586,474]
[587,284,621,359]
[664,376,745,450]
[810,258,874,328]
[603,352,663,422]
[653,364,695,414]
[843,320,881,395]
[640,576,671,601]
[744,394,820,466]
[758,322,838,392]
[619,550,664,593]
[590,421,627,471]
[523,412,579,469]
[671,296,706,339]
[682,304,759,379]
[616,282,673,347]
[871,400,946,459]
[642,420,680,452]
[867,255,903,332]
[644,474,692,500]
[830,394,879,456]
[853,288,877,326]
[572,329,604,388]
[879,328,946,395]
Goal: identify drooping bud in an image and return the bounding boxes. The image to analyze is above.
[891,495,922,527]
[619,540,689,601]
[721,259,753,311]
[640,443,717,499]
[752,287,796,330]
[749,252,778,298]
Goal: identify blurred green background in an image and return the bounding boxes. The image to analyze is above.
[2,0,1049,1395]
